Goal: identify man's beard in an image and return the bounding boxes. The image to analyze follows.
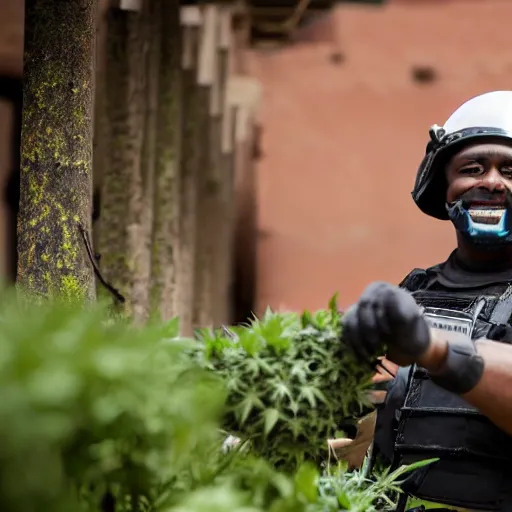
[445,188,512,250]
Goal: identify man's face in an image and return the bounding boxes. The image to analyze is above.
[446,141,512,225]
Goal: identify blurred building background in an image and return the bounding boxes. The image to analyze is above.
[249,0,512,312]
[2,0,512,318]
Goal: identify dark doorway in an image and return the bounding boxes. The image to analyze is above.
[0,75,22,284]
[231,125,262,325]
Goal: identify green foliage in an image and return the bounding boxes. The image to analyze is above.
[0,290,434,511]
[0,290,225,512]
[194,296,375,471]
[162,453,438,512]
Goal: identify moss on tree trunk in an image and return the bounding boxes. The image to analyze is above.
[137,0,160,323]
[98,6,147,319]
[17,0,97,302]
[149,0,182,321]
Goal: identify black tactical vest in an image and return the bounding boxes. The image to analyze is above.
[390,267,512,511]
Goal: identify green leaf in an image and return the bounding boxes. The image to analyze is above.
[328,293,340,314]
[294,463,319,503]
[263,408,280,436]
[337,490,351,509]
[301,310,313,328]
[162,316,181,338]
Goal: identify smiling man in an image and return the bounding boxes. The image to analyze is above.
[342,91,512,512]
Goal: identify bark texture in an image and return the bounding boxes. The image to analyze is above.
[18,0,97,302]
[176,20,201,336]
[149,0,182,321]
[98,5,147,319]
[192,86,216,329]
[92,0,110,260]
[192,4,218,329]
[211,9,234,325]
[138,0,160,322]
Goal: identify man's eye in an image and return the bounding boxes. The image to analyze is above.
[458,166,482,175]
[502,167,512,178]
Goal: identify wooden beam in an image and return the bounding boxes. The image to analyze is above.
[251,6,327,17]
[227,75,262,144]
[197,4,218,87]
[118,0,142,11]
[180,4,202,27]
[181,7,202,71]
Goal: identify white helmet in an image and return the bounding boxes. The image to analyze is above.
[412,91,512,220]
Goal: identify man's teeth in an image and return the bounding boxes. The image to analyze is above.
[468,207,505,225]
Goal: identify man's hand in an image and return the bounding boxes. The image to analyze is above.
[343,281,432,367]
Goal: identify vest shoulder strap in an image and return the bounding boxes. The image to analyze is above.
[399,269,426,291]
[490,284,512,326]
[399,262,445,292]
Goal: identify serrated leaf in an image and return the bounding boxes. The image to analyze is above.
[299,386,317,408]
[193,296,375,475]
[263,408,280,436]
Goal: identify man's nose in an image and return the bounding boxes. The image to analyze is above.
[480,168,506,191]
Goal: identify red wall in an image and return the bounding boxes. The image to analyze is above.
[249,0,512,313]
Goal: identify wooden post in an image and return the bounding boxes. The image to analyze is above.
[176,6,202,336]
[211,5,236,326]
[192,3,220,329]
[97,3,148,318]
[134,0,162,323]
[18,0,97,302]
[149,0,182,321]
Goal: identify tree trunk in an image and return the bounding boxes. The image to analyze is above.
[149,0,182,321]
[137,0,160,322]
[18,0,97,302]
[92,0,110,273]
[211,5,234,326]
[176,7,201,336]
[97,4,148,319]
[192,3,218,330]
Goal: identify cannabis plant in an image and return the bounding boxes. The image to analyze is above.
[162,449,437,512]
[0,289,429,512]
[194,296,376,471]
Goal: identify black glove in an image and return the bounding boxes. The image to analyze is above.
[342,281,431,366]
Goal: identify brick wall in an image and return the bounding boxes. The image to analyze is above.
[248,0,512,313]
